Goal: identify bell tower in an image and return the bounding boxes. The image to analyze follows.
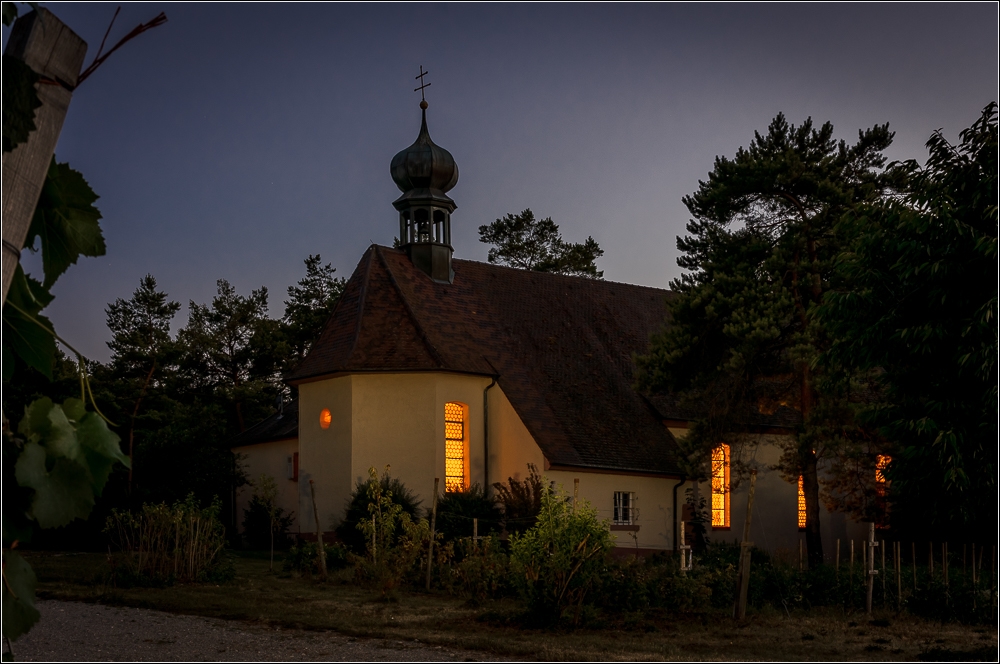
[389,68,459,283]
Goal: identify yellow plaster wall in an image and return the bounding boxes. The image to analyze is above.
[488,385,545,486]
[232,438,299,534]
[298,375,353,534]
[298,372,494,533]
[545,470,681,550]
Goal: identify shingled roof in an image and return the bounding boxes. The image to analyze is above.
[229,399,299,448]
[286,245,686,475]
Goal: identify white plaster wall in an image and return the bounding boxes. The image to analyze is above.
[298,375,353,535]
[232,438,300,534]
[488,385,545,486]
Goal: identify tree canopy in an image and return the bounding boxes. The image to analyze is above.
[819,103,998,539]
[478,209,604,278]
[637,113,899,566]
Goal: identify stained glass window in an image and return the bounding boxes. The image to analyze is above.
[711,444,730,528]
[797,476,806,529]
[444,402,467,492]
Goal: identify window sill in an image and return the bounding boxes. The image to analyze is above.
[610,524,640,531]
[712,526,731,531]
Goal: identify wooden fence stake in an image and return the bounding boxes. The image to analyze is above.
[835,538,840,575]
[866,523,877,615]
[929,541,934,578]
[881,539,886,598]
[308,479,327,580]
[850,539,855,596]
[972,542,977,611]
[964,543,967,576]
[425,478,439,591]
[573,478,579,513]
[473,517,478,541]
[895,541,902,613]
[799,539,803,571]
[943,542,949,590]
[912,542,917,590]
[733,469,756,620]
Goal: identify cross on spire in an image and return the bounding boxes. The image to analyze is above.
[414,65,431,104]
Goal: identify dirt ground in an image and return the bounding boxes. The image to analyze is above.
[9,600,504,662]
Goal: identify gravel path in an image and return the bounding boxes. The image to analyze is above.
[9,600,504,662]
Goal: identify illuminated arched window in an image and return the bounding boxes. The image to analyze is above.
[444,402,467,492]
[797,476,806,529]
[711,444,730,528]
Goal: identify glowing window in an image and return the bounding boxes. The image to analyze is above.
[319,408,332,429]
[711,444,730,528]
[875,454,890,486]
[444,402,467,492]
[797,476,806,529]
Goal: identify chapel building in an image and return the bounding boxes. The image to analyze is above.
[231,102,867,557]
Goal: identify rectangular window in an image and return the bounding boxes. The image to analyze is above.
[797,475,806,529]
[613,491,634,525]
[444,402,467,492]
[711,444,730,528]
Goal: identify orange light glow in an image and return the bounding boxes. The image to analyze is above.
[711,444,730,528]
[444,402,466,492]
[875,454,890,484]
[797,476,806,529]
[319,408,332,429]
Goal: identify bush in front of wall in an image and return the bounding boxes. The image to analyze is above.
[434,483,503,541]
[283,541,350,575]
[336,468,422,554]
[508,485,614,625]
[242,493,295,551]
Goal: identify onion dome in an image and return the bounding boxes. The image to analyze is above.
[390,104,459,197]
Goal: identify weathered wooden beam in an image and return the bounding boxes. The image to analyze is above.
[2,8,87,302]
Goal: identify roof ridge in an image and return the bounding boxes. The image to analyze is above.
[346,245,376,363]
[373,245,447,369]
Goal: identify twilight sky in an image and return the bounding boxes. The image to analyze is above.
[6,3,998,363]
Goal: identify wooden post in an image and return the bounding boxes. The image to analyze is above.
[733,469,756,620]
[308,479,327,580]
[929,541,934,578]
[943,542,949,590]
[972,542,977,611]
[881,539,886,598]
[912,542,917,590]
[573,478,579,513]
[895,542,902,613]
[798,539,803,571]
[473,517,478,541]
[866,523,877,616]
[850,539,855,596]
[425,478,438,591]
[991,545,996,622]
[2,9,88,302]
[964,543,967,576]
[371,515,376,563]
[679,520,692,572]
[835,538,840,575]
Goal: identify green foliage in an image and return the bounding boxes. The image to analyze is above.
[2,265,56,381]
[13,397,128,529]
[241,474,295,552]
[1,549,39,641]
[282,254,345,367]
[508,484,614,625]
[492,463,544,535]
[434,483,502,541]
[820,103,998,536]
[449,535,512,602]
[25,159,106,288]
[353,466,430,595]
[104,494,229,585]
[283,540,350,575]
[336,469,421,553]
[636,113,899,565]
[1,53,40,153]
[478,209,604,278]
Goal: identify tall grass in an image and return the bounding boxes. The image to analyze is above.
[104,494,229,585]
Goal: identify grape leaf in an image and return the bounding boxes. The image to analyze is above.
[1,550,40,641]
[14,441,95,528]
[25,159,105,288]
[1,54,41,154]
[1,265,55,380]
[77,409,129,495]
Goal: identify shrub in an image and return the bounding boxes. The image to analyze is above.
[492,463,544,535]
[242,494,295,551]
[509,484,614,625]
[434,483,503,541]
[450,535,512,602]
[336,468,421,553]
[283,541,350,575]
[353,466,431,595]
[104,494,228,586]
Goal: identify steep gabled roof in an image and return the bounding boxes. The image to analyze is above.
[287,246,684,475]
